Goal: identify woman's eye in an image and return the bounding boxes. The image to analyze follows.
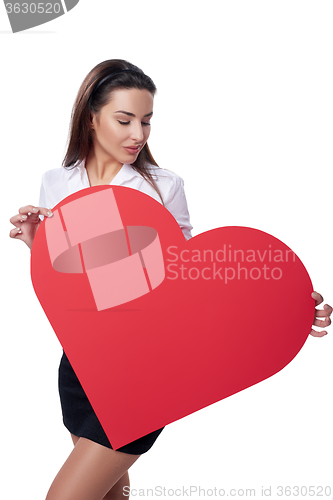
[117,120,151,126]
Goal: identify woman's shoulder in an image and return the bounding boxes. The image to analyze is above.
[145,164,185,193]
[144,164,185,202]
[39,166,80,208]
[146,164,183,182]
[142,164,188,208]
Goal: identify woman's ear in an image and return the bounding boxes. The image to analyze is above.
[90,112,96,131]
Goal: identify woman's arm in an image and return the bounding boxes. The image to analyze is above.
[163,175,193,241]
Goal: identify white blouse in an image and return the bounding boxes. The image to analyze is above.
[38,161,193,241]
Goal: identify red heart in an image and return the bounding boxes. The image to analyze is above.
[31,186,314,450]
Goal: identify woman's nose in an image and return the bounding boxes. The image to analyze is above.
[130,121,145,142]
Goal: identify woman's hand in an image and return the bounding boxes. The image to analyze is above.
[9,205,53,250]
[310,292,332,337]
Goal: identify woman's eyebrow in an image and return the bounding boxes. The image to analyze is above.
[114,110,153,118]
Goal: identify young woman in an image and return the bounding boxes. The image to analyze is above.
[9,59,332,500]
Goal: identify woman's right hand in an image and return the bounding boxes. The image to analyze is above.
[9,205,53,250]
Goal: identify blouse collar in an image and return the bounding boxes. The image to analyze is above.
[76,159,139,187]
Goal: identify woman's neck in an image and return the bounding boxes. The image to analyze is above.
[85,151,123,187]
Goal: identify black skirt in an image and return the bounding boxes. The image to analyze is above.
[58,350,165,455]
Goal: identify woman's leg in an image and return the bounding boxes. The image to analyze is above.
[70,434,130,499]
[101,472,130,500]
[45,436,140,500]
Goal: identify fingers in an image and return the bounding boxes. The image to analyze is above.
[9,226,23,238]
[310,291,332,338]
[312,316,331,328]
[311,291,323,306]
[9,213,30,225]
[9,206,54,248]
[18,205,53,218]
[324,303,333,314]
[309,328,328,337]
[9,206,53,226]
[312,291,332,317]
[314,304,333,318]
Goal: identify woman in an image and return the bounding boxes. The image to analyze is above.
[9,59,332,500]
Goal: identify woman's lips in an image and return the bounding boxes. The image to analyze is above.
[124,146,140,154]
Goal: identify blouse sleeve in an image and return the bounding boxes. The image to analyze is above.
[164,175,193,241]
[38,172,47,221]
[38,172,47,208]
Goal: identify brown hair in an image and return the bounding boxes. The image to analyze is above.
[63,59,164,204]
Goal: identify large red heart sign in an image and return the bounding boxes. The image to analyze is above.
[31,186,314,450]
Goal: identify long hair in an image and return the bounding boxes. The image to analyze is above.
[63,59,164,204]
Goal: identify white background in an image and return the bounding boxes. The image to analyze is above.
[1,1,332,499]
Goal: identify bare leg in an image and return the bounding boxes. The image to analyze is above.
[70,434,130,499]
[101,472,130,500]
[45,435,140,500]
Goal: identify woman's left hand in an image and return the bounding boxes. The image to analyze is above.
[310,292,332,337]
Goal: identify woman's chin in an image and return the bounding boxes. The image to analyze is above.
[122,154,140,164]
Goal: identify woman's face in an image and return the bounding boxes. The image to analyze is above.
[90,88,154,165]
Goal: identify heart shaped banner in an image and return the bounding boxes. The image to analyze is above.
[31,186,314,449]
